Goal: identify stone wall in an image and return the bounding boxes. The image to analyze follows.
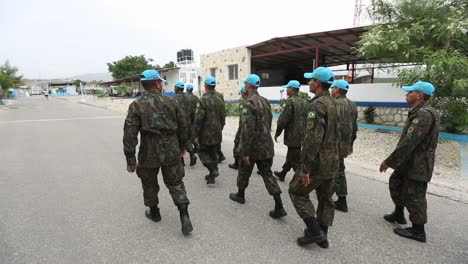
[357,106,409,127]
[200,46,250,100]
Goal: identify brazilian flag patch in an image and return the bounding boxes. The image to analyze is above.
[307,111,316,119]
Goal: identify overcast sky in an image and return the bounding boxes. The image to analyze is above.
[0,0,358,79]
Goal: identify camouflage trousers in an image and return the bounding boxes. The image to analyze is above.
[389,170,428,224]
[335,158,348,197]
[281,147,301,172]
[136,164,189,207]
[289,172,335,226]
[233,141,240,161]
[237,158,282,196]
[199,144,220,167]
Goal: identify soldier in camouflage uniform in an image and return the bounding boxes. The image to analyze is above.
[173,81,188,168]
[289,67,338,248]
[330,80,358,213]
[229,86,248,170]
[123,69,193,236]
[379,81,440,243]
[229,74,287,219]
[185,83,200,166]
[213,90,227,163]
[273,80,307,182]
[194,76,226,184]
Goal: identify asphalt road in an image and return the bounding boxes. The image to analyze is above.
[1,96,467,264]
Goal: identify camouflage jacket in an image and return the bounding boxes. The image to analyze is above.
[275,93,307,147]
[384,102,440,182]
[239,91,274,160]
[234,98,246,145]
[194,91,226,145]
[185,92,200,129]
[173,92,191,135]
[123,90,187,168]
[335,95,358,158]
[301,90,339,179]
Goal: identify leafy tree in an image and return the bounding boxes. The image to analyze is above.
[163,61,177,69]
[107,55,156,80]
[0,60,23,97]
[358,0,468,134]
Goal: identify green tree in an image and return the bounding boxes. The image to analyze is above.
[163,61,177,69]
[0,60,23,97]
[358,0,468,134]
[107,55,156,80]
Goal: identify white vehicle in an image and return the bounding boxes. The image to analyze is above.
[30,87,42,95]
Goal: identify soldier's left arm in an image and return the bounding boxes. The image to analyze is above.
[194,99,206,139]
[275,99,291,138]
[123,102,141,166]
[351,102,358,146]
[384,109,434,169]
[300,102,326,174]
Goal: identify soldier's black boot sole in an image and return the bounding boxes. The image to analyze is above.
[269,208,287,219]
[297,230,327,246]
[145,208,161,222]
[394,227,426,242]
[384,213,407,225]
[229,193,245,204]
[334,198,348,213]
[228,162,239,170]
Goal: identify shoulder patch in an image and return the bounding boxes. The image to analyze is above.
[307,111,316,119]
[412,118,419,125]
[242,108,248,115]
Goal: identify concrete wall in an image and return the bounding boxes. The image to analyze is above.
[200,46,250,100]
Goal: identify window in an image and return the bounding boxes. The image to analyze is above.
[210,68,217,78]
[261,73,269,79]
[228,64,238,80]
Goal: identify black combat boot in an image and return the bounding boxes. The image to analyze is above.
[269,194,287,218]
[205,165,219,184]
[218,151,226,163]
[189,152,197,166]
[384,206,407,225]
[394,224,426,242]
[334,196,348,212]
[228,159,239,170]
[273,170,287,182]
[177,204,193,235]
[180,157,185,167]
[297,217,327,246]
[145,206,161,222]
[317,225,329,248]
[229,189,245,204]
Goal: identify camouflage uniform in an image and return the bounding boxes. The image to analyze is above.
[384,102,440,224]
[185,91,200,152]
[123,90,189,207]
[232,99,246,164]
[334,95,358,197]
[237,91,281,195]
[214,91,226,161]
[173,91,195,153]
[194,91,225,171]
[274,93,307,174]
[289,90,339,226]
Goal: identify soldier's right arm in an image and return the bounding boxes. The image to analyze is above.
[351,102,358,146]
[240,100,255,157]
[194,98,206,139]
[174,100,187,151]
[275,99,292,138]
[123,102,140,166]
[300,102,326,174]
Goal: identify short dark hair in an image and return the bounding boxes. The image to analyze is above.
[423,94,431,101]
[320,81,332,89]
[141,80,156,90]
[337,89,348,95]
